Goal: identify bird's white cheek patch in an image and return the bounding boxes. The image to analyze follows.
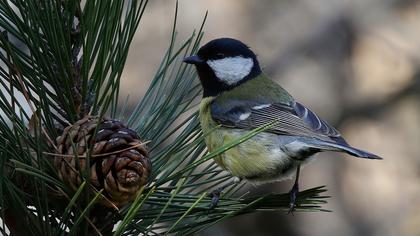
[207,56,254,85]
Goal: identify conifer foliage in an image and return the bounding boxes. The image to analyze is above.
[0,1,328,235]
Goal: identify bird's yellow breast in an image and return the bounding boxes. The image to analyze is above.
[199,97,296,182]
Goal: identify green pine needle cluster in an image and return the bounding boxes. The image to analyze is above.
[0,0,329,235]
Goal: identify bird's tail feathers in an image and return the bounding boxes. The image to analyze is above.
[336,145,382,159]
[310,140,382,160]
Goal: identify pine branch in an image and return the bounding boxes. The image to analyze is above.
[0,1,330,235]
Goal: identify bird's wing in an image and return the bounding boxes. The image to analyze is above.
[211,99,347,144]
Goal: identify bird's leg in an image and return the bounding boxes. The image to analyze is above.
[209,177,242,209]
[288,164,301,214]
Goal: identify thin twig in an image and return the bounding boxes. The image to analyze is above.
[13,66,58,150]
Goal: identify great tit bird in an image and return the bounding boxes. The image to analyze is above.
[183,38,381,212]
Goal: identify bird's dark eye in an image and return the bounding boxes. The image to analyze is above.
[215,53,225,59]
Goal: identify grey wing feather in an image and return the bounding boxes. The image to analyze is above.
[291,102,348,144]
[211,100,346,143]
[210,100,381,159]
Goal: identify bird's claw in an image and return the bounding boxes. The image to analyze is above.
[208,187,222,209]
[288,202,296,215]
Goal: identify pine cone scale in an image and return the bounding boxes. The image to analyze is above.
[104,138,128,152]
[101,155,115,174]
[114,156,132,171]
[117,169,140,188]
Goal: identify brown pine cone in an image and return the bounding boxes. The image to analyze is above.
[55,116,151,207]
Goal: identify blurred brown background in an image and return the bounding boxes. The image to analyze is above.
[122,1,420,235]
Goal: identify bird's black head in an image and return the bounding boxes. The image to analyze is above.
[183,38,262,97]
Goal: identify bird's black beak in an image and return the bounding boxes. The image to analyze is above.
[183,55,204,65]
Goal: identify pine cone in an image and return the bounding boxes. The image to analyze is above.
[55,116,151,207]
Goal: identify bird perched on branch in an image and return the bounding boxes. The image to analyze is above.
[183,38,381,212]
